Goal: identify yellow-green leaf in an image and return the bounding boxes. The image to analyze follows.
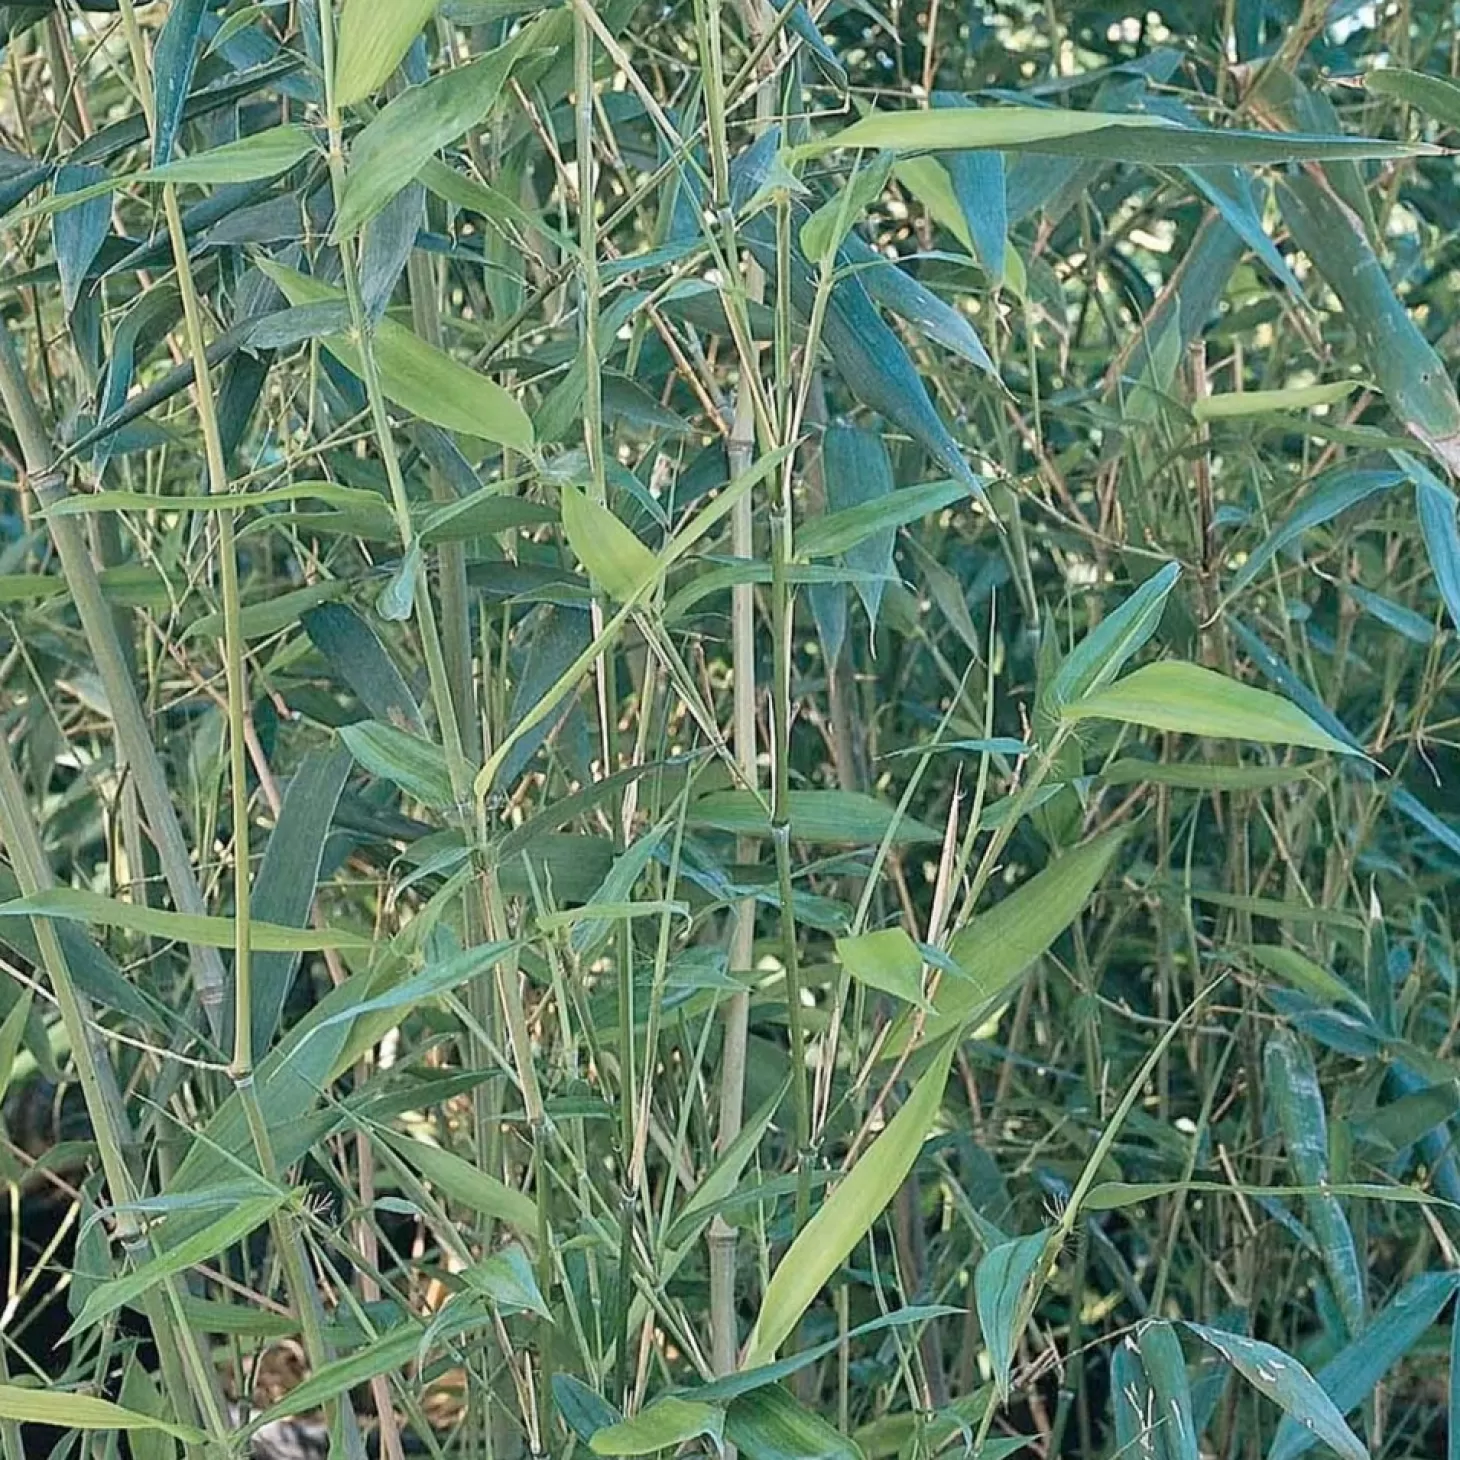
[560,484,659,601]
[256,260,533,452]
[836,927,930,1009]
[0,888,370,952]
[590,1398,723,1457]
[1192,381,1359,421]
[1061,661,1358,755]
[743,1038,954,1366]
[334,0,441,107]
[379,1131,537,1231]
[0,1389,203,1442]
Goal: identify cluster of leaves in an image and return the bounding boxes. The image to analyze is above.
[2,2,1460,1459]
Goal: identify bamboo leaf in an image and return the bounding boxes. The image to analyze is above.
[1409,454,1460,628]
[743,1039,955,1365]
[976,1230,1051,1401]
[1244,945,1371,1014]
[71,1192,290,1333]
[913,830,1125,1041]
[590,1398,723,1456]
[339,719,455,809]
[797,106,1426,164]
[1062,661,1358,754]
[561,485,659,602]
[725,1386,863,1460]
[1136,1322,1199,1460]
[687,790,942,845]
[1047,561,1181,710]
[0,1389,203,1442]
[1185,1324,1367,1460]
[302,602,425,735]
[1365,67,1460,131]
[151,0,208,165]
[0,888,369,952]
[334,0,441,107]
[256,259,533,450]
[334,25,528,237]
[836,927,930,1009]
[1231,466,1402,593]
[1194,381,1357,421]
[378,1130,537,1231]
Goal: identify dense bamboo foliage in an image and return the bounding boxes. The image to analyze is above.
[3,2,1460,1458]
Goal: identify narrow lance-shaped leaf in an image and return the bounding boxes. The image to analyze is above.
[1231,467,1403,593]
[560,485,658,602]
[796,104,1429,164]
[257,259,533,452]
[976,1230,1050,1401]
[1184,1324,1366,1460]
[1404,451,1460,628]
[909,829,1126,1043]
[743,1038,955,1365]
[1137,1321,1199,1460]
[1061,661,1360,756]
[590,1399,723,1457]
[334,0,442,107]
[1264,1028,1365,1337]
[152,0,208,165]
[1366,67,1460,131]
[334,22,531,237]
[1269,1271,1460,1460]
[1279,174,1460,472]
[1047,561,1181,711]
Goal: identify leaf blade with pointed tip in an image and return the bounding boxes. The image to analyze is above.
[1062,662,1357,755]
[743,1039,955,1365]
[589,1398,723,1456]
[1185,1324,1366,1460]
[560,485,659,602]
[976,1231,1051,1401]
[334,0,441,107]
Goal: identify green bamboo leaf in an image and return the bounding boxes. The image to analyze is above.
[1350,1082,1460,1153]
[0,1388,203,1442]
[460,1244,551,1319]
[1100,759,1317,791]
[1137,1322,1198,1460]
[1232,467,1402,593]
[150,124,318,185]
[250,746,356,1056]
[1047,561,1181,711]
[1451,1287,1460,1460]
[1279,175,1460,471]
[797,106,1426,164]
[561,485,659,602]
[836,927,930,1010]
[257,260,533,451]
[334,24,528,236]
[1265,1028,1366,1336]
[912,830,1125,1041]
[53,163,110,316]
[186,580,352,641]
[743,1038,955,1365]
[151,0,207,165]
[976,1230,1051,1401]
[1245,945,1371,1014]
[302,602,425,735]
[339,720,455,809]
[725,1385,863,1460]
[1345,585,1437,644]
[333,0,441,106]
[378,1130,537,1231]
[687,790,942,845]
[1194,381,1358,421]
[798,478,970,560]
[1083,1181,1448,1212]
[0,888,369,952]
[590,1398,723,1456]
[1062,661,1357,754]
[43,480,387,517]
[1185,1324,1366,1460]
[1411,456,1460,628]
[1111,1338,1161,1460]
[72,1192,290,1334]
[667,1081,788,1248]
[1365,67,1460,131]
